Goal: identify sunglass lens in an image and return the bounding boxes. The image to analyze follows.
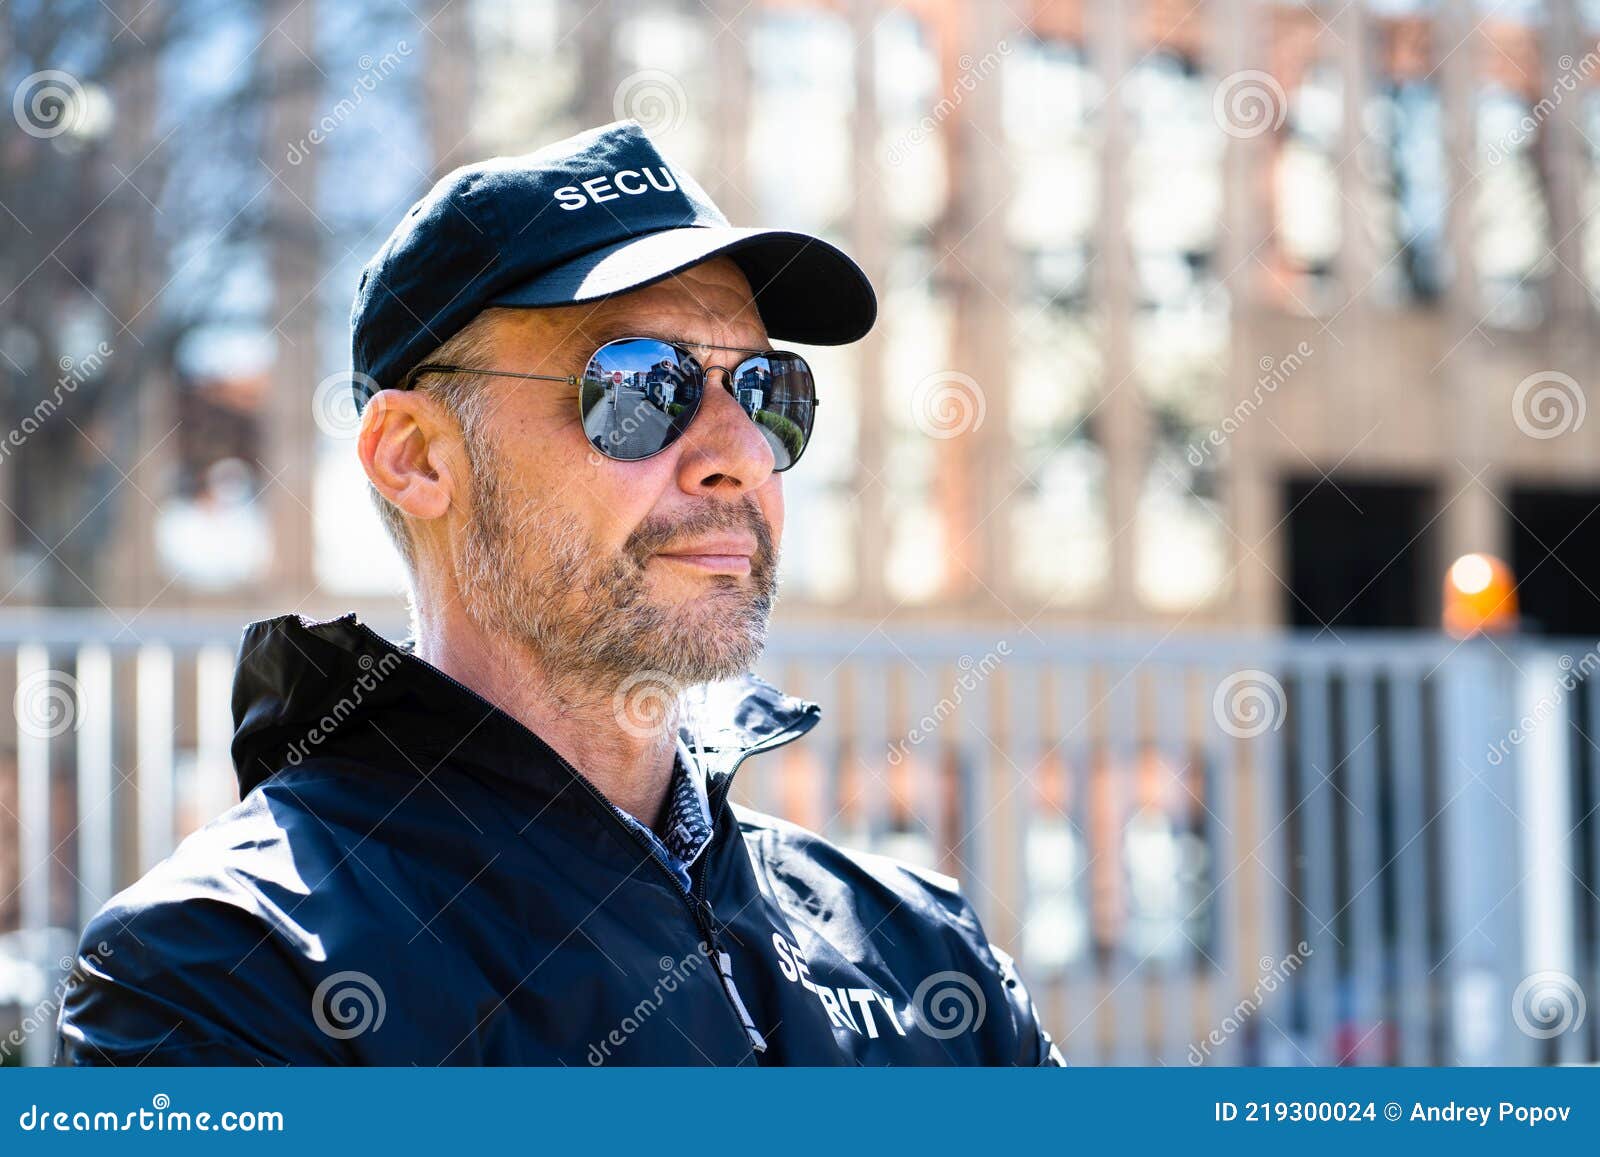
[729,353,815,471]
[580,339,702,460]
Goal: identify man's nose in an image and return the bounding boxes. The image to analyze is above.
[673,366,776,495]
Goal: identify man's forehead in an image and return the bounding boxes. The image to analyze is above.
[577,311,770,350]
[477,260,769,359]
[572,274,768,345]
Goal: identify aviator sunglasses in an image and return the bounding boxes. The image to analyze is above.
[407,337,819,471]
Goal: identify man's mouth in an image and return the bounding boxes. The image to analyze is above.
[652,535,758,576]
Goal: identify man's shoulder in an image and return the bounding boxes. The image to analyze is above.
[106,768,367,901]
[86,763,457,961]
[72,821,307,1013]
[61,800,316,1064]
[59,770,429,1065]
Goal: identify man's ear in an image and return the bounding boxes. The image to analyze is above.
[358,389,458,523]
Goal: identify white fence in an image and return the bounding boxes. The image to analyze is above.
[2,612,1597,1066]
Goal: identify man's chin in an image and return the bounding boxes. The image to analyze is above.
[623,588,770,684]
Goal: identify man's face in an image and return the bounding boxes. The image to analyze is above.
[450,257,785,686]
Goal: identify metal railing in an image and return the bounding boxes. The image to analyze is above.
[1,611,1597,1066]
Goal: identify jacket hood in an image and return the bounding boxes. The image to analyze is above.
[229,613,821,799]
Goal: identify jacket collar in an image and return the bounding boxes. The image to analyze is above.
[229,612,821,801]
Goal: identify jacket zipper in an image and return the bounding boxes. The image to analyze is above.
[349,621,813,1060]
[689,733,813,1057]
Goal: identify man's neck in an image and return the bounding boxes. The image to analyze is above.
[411,598,678,826]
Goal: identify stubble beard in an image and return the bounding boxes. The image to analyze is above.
[455,436,779,690]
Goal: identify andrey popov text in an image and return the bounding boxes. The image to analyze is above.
[1213,1101,1573,1126]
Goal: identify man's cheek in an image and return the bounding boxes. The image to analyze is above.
[760,481,784,546]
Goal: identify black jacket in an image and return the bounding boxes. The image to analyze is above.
[58,613,1061,1066]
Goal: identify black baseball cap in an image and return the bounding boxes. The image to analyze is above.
[349,120,877,409]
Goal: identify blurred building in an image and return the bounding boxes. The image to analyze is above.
[26,0,1596,640]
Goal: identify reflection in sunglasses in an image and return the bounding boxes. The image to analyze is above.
[579,337,814,469]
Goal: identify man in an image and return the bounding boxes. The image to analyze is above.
[58,121,1061,1066]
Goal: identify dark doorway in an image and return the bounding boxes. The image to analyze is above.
[1283,477,1436,630]
[1508,487,1600,636]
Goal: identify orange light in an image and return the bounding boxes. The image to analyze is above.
[1443,552,1518,638]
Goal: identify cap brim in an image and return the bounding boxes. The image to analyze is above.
[485,225,876,346]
